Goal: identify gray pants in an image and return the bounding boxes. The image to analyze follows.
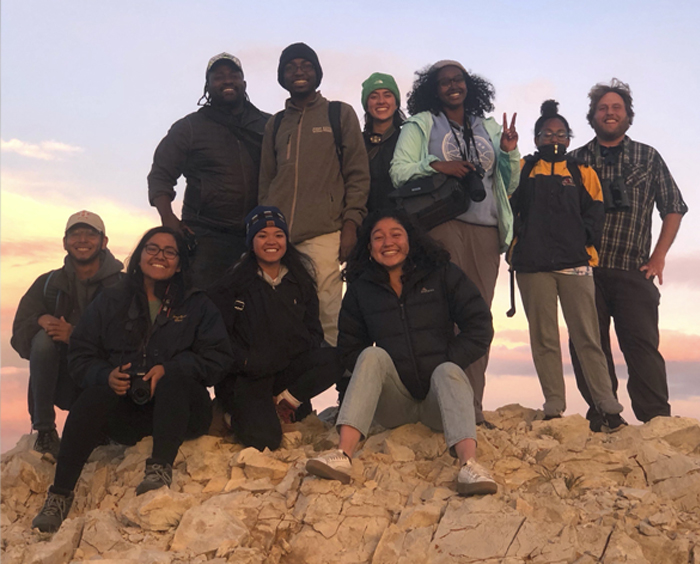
[517,271,623,417]
[337,347,477,449]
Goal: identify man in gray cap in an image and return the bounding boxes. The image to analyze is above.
[148,53,269,288]
[11,211,123,459]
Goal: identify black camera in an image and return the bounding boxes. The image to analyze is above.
[459,163,487,202]
[602,177,631,211]
[126,368,152,405]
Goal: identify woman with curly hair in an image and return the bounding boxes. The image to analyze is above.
[361,72,406,213]
[390,60,520,426]
[509,100,625,429]
[305,210,497,496]
[208,206,343,451]
[32,227,233,533]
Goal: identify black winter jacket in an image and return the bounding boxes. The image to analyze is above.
[364,125,400,213]
[148,102,270,233]
[509,154,604,273]
[208,269,324,378]
[11,250,124,360]
[338,262,493,400]
[69,280,233,389]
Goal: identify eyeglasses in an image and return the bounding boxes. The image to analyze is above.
[437,75,466,89]
[284,61,315,74]
[66,228,101,240]
[538,131,569,142]
[144,243,179,260]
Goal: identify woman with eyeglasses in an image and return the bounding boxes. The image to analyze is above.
[390,60,520,427]
[32,227,233,533]
[508,100,625,429]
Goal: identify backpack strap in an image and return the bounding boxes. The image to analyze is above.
[271,103,344,172]
[42,269,62,315]
[565,155,583,188]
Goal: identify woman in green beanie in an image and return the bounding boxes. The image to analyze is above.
[361,72,405,213]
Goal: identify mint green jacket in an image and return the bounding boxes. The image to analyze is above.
[390,111,520,253]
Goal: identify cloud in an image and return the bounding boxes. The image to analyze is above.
[1,138,84,161]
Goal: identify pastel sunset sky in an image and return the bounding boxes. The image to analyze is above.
[2,1,698,451]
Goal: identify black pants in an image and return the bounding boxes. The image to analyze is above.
[217,347,342,451]
[53,372,212,492]
[570,267,669,422]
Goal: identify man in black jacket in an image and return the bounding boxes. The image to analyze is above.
[11,211,123,459]
[148,53,269,289]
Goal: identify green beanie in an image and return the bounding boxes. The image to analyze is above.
[361,72,400,110]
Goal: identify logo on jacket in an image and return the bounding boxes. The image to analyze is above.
[562,177,575,186]
[172,315,187,322]
[312,126,333,134]
[420,287,435,294]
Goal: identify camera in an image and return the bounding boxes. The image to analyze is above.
[459,163,486,202]
[602,177,631,211]
[126,368,152,405]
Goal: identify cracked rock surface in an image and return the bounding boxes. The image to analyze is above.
[2,404,700,563]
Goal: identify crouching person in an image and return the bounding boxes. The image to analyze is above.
[32,227,233,533]
[208,206,343,451]
[306,211,497,496]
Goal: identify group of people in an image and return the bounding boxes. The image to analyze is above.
[12,43,686,535]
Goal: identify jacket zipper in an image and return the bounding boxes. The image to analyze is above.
[398,298,421,389]
[289,109,305,237]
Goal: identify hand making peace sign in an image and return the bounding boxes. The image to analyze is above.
[500,112,518,152]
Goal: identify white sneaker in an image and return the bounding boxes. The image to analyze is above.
[306,449,352,484]
[457,459,498,496]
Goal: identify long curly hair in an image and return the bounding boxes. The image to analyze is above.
[343,210,450,283]
[406,64,495,118]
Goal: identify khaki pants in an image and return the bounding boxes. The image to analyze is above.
[297,231,342,347]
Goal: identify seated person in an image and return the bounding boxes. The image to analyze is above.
[32,227,233,533]
[508,100,624,428]
[11,211,123,459]
[209,206,343,451]
[306,210,497,496]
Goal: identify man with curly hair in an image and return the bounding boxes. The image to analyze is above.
[569,79,688,427]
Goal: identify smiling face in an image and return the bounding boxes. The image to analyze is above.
[369,218,410,273]
[253,227,287,269]
[436,65,467,111]
[283,58,317,98]
[206,61,246,107]
[63,225,107,265]
[139,232,180,285]
[367,89,398,126]
[592,92,630,144]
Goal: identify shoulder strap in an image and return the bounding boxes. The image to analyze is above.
[42,270,61,315]
[566,155,583,188]
[271,110,285,161]
[328,101,343,171]
[518,154,538,187]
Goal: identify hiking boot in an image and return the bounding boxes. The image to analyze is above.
[135,459,173,495]
[588,411,605,432]
[457,459,498,496]
[275,398,297,425]
[306,449,352,484]
[34,429,61,461]
[32,488,74,533]
[601,413,628,433]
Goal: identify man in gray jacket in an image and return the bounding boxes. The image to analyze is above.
[11,211,123,459]
[259,43,370,346]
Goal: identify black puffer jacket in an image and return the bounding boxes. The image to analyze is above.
[338,262,493,400]
[69,279,233,389]
[148,102,270,233]
[208,270,323,378]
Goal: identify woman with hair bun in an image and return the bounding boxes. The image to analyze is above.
[509,100,625,430]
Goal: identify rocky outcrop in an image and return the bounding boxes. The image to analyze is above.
[2,404,700,563]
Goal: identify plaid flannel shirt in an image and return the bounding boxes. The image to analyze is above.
[570,136,688,271]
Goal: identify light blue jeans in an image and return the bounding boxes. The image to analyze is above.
[337,347,476,450]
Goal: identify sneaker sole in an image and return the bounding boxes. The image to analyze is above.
[457,480,498,496]
[305,460,351,484]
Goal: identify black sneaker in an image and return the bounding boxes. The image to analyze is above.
[32,489,74,533]
[588,411,605,433]
[601,413,628,433]
[136,459,173,495]
[34,429,61,461]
